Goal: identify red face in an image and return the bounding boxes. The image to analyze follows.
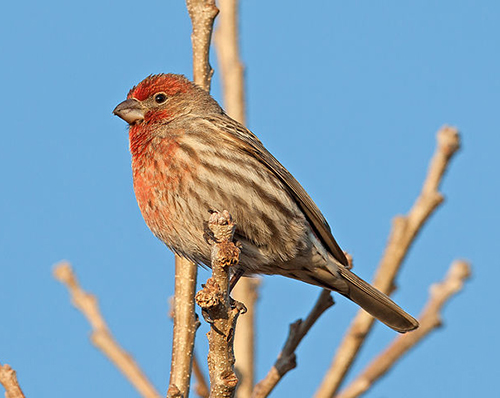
[127,74,192,101]
[114,74,195,125]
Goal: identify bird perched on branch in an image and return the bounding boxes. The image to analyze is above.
[114,73,418,333]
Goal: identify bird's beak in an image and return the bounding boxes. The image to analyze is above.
[113,98,145,125]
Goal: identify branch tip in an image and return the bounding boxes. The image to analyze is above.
[53,261,160,398]
[337,260,471,398]
[437,125,460,157]
[0,363,25,398]
[315,126,463,398]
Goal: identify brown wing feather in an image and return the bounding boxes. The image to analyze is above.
[207,115,348,267]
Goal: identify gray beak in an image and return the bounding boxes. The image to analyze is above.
[113,98,145,125]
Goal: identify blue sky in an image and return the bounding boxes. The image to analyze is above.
[1,1,498,397]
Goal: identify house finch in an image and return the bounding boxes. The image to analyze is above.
[114,73,418,333]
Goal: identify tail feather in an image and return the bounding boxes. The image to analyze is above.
[338,267,419,333]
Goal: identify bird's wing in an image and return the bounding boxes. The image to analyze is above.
[206,114,349,267]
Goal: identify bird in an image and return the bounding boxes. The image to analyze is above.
[113,73,418,333]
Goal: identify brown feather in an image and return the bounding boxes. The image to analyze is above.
[206,114,349,267]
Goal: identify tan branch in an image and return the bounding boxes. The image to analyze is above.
[215,0,246,123]
[214,2,257,397]
[168,3,220,396]
[192,351,210,398]
[337,260,471,398]
[251,290,334,398]
[186,0,219,91]
[231,278,259,398]
[0,364,25,398]
[315,126,461,398]
[169,256,200,398]
[53,262,160,398]
[196,210,244,398]
[168,297,207,398]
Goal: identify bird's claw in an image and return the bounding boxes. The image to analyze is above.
[230,298,247,314]
[201,308,214,324]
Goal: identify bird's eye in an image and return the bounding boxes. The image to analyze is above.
[154,93,167,104]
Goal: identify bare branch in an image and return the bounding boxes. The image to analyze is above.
[252,290,334,398]
[53,262,160,398]
[231,278,259,398]
[186,0,219,91]
[169,256,200,398]
[0,364,25,398]
[315,126,461,398]
[167,297,207,398]
[196,210,244,398]
[192,351,210,398]
[337,260,471,398]
[215,0,246,123]
[168,3,220,396]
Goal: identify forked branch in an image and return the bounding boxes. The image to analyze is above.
[337,260,471,398]
[315,126,461,398]
[196,210,245,398]
[53,262,160,398]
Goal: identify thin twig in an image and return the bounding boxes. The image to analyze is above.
[214,2,257,397]
[314,126,461,398]
[192,351,210,398]
[337,260,471,398]
[0,364,25,398]
[53,262,160,398]
[251,290,334,398]
[196,210,244,398]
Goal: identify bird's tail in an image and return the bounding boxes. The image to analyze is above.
[337,267,419,333]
